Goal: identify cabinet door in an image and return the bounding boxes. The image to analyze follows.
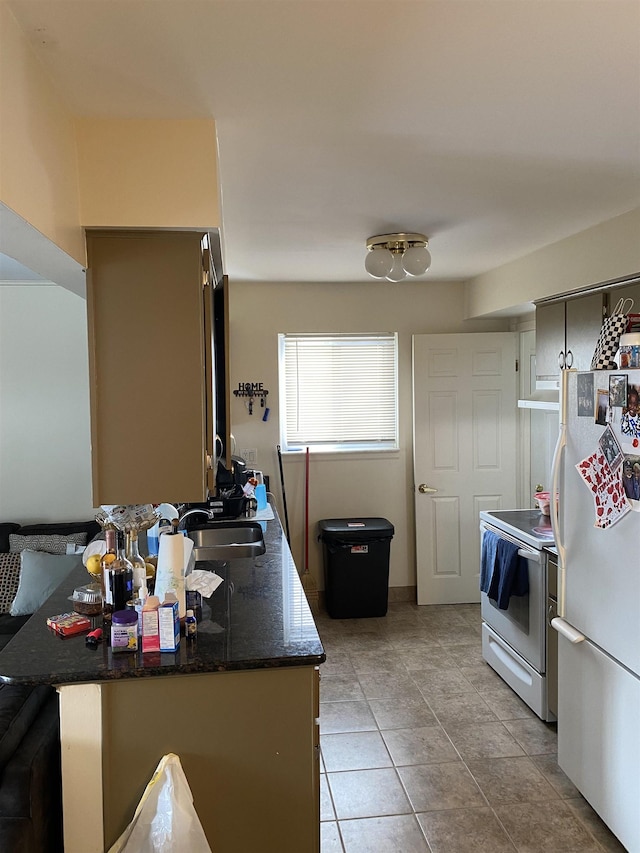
[565,292,605,372]
[535,301,566,379]
[536,294,604,379]
[202,244,217,497]
[86,230,209,505]
[214,275,232,470]
[606,283,640,317]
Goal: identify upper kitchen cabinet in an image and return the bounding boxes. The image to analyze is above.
[535,293,605,381]
[605,280,640,316]
[86,230,217,506]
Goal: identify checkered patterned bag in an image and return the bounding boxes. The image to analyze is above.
[591,298,634,370]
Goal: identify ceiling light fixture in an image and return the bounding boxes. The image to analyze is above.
[365,233,431,281]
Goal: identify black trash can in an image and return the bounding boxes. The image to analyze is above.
[317,518,395,619]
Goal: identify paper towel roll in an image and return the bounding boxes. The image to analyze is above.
[155,533,193,619]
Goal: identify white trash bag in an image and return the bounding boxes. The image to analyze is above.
[108,753,212,853]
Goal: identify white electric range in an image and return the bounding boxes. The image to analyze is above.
[479,509,556,722]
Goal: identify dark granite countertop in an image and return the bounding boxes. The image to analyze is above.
[0,501,325,686]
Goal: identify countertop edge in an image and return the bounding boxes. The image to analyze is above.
[0,500,325,686]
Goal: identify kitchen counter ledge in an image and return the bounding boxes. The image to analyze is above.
[0,500,325,686]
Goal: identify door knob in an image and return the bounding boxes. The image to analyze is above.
[418,484,438,494]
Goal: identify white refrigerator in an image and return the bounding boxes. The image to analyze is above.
[551,369,640,852]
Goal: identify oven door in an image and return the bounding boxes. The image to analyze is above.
[479,523,546,674]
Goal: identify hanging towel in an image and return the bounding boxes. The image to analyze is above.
[480,530,499,594]
[480,532,529,610]
[494,539,529,609]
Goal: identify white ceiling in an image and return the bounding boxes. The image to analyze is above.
[5,0,640,284]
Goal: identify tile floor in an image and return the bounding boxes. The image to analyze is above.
[315,601,627,853]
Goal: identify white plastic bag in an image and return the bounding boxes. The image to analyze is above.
[108,753,212,853]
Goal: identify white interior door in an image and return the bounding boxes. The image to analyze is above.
[413,333,518,604]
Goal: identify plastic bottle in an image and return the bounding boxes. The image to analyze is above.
[185,609,197,641]
[134,584,148,637]
[255,483,267,511]
[111,609,138,652]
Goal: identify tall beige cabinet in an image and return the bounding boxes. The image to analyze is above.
[86,230,217,505]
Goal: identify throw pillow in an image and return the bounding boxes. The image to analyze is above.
[10,550,83,617]
[0,554,21,614]
[0,524,20,553]
[17,520,101,542]
[9,532,87,555]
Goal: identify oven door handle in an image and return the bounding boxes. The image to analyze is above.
[481,523,543,561]
[517,549,540,563]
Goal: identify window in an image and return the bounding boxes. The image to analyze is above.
[278,333,398,453]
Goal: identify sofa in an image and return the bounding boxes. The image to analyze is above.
[0,519,100,853]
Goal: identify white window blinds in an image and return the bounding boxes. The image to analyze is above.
[278,333,398,452]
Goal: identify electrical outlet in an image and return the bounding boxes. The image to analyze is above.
[240,448,258,464]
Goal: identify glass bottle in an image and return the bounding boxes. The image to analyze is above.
[185,609,197,641]
[100,529,117,605]
[103,531,134,621]
[126,528,147,594]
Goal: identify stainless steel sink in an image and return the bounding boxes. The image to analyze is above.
[187,522,266,561]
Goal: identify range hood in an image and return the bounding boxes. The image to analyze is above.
[518,385,560,411]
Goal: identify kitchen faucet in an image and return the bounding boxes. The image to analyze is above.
[177,508,215,530]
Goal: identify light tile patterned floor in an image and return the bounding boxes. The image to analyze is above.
[316,602,627,853]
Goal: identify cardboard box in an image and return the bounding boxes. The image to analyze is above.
[47,612,91,636]
[159,600,180,652]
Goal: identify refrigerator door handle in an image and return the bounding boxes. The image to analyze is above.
[551,424,566,560]
[551,617,585,644]
[551,369,570,616]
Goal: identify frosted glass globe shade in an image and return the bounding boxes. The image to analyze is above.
[402,245,431,276]
[365,247,393,278]
[385,253,406,282]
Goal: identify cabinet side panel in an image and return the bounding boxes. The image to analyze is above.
[102,669,319,853]
[86,230,207,504]
[58,683,106,853]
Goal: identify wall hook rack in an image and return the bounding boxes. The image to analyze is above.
[234,382,269,415]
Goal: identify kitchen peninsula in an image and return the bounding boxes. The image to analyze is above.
[0,504,324,853]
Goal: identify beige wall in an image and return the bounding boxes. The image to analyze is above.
[228,280,509,590]
[467,208,640,318]
[76,119,220,229]
[0,4,84,266]
[0,7,219,281]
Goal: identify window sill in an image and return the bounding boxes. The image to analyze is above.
[281,448,400,461]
